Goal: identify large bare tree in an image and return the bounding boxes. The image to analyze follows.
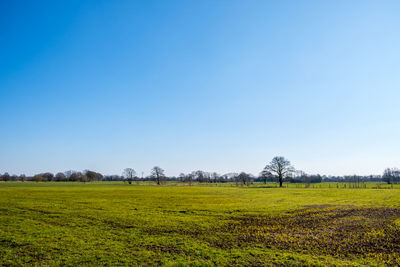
[123,168,136,184]
[264,156,294,187]
[151,166,165,185]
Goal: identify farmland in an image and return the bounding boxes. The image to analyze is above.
[1,182,400,266]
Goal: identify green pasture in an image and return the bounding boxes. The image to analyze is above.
[1,182,399,266]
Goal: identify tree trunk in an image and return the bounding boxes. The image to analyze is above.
[279,176,283,187]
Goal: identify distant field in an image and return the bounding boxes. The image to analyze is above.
[1,182,400,266]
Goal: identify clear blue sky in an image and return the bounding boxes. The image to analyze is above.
[1,0,399,177]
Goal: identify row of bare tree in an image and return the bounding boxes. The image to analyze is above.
[123,166,166,185]
[121,157,293,187]
[1,156,398,186]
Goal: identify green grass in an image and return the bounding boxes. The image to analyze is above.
[1,182,400,266]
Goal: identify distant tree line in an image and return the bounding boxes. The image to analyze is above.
[1,156,399,186]
[0,170,103,183]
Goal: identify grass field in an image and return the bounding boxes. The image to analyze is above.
[1,182,400,266]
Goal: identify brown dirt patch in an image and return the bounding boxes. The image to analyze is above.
[212,206,400,264]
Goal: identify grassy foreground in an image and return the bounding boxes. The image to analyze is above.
[1,182,400,266]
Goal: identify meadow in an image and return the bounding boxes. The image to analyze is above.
[1,182,400,266]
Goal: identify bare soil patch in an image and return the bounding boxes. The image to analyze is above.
[213,206,400,264]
